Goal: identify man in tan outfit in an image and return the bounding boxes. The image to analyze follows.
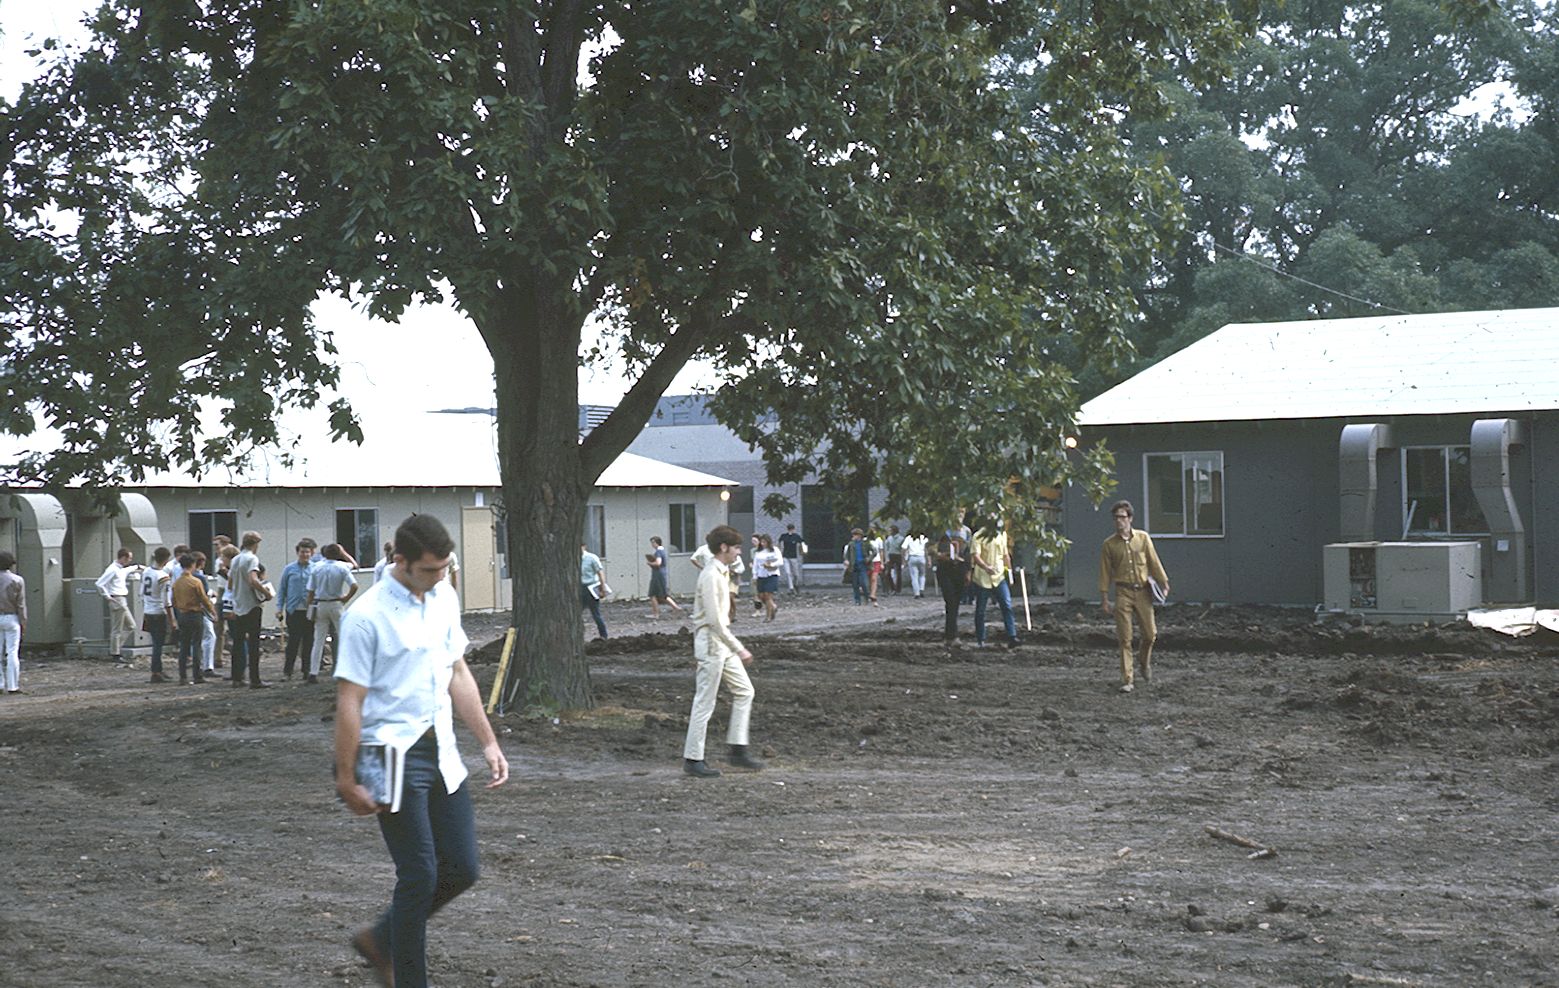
[1099,500,1169,693]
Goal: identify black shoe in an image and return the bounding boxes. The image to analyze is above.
[727,745,765,771]
[1005,638,1023,650]
[683,758,722,778]
[193,675,205,684]
[306,675,319,684]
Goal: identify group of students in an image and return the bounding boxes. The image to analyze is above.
[640,530,793,626]
[83,533,380,689]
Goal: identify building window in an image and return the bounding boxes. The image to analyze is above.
[188,510,239,572]
[335,508,378,567]
[800,484,865,562]
[1402,446,1484,536]
[582,504,606,558]
[494,508,510,580]
[1145,452,1224,537]
[669,503,697,554]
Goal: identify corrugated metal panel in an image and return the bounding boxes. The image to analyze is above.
[1080,308,1559,426]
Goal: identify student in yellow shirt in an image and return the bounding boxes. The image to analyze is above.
[1098,500,1170,693]
[970,518,1021,649]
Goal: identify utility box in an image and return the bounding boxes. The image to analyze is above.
[67,578,148,658]
[1323,541,1483,623]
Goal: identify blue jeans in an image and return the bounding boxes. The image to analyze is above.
[580,584,608,638]
[974,579,1018,644]
[368,736,479,988]
[851,565,869,604]
[145,613,169,674]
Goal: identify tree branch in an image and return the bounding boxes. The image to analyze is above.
[578,309,724,483]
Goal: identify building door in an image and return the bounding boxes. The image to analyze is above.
[460,506,498,611]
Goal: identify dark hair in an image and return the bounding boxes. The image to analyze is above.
[650,536,663,547]
[394,513,455,563]
[172,543,190,556]
[1111,500,1134,519]
[153,547,171,564]
[192,551,208,568]
[295,538,318,552]
[178,553,197,569]
[0,550,14,571]
[116,547,132,561]
[705,525,742,554]
[320,543,348,562]
[759,534,774,550]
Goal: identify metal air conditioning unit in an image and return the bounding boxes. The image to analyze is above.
[1322,542,1483,623]
[67,577,148,657]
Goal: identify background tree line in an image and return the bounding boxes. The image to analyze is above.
[1078,0,1559,398]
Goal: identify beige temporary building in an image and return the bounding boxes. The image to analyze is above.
[3,410,734,645]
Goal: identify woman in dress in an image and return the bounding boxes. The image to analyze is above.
[753,534,784,622]
[646,536,683,620]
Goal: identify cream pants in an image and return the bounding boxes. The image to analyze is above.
[0,614,20,691]
[310,601,345,676]
[682,629,754,761]
[106,596,136,656]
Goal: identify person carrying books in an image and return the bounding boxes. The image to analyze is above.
[1099,499,1170,693]
[333,513,509,988]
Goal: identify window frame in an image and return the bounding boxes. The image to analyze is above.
[1399,444,1486,538]
[668,503,697,554]
[582,504,606,559]
[188,509,239,573]
[1142,450,1225,539]
[334,507,379,568]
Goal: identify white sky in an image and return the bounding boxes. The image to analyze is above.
[0,0,712,420]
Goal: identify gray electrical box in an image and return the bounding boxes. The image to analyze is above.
[1322,541,1483,623]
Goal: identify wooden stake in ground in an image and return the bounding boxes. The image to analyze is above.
[1018,569,1032,631]
[1204,824,1278,859]
[485,627,518,715]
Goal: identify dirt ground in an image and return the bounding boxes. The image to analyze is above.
[2,587,1556,987]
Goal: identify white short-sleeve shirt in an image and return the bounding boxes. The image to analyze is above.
[334,575,470,793]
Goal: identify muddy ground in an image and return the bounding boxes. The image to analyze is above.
[1,591,1556,987]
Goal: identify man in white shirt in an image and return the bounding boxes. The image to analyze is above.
[682,525,763,778]
[94,548,140,665]
[307,542,360,684]
[334,513,507,988]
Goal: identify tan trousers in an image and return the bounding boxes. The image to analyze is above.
[106,596,136,656]
[682,629,754,761]
[1114,584,1156,686]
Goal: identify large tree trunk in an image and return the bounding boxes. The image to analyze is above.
[490,292,594,711]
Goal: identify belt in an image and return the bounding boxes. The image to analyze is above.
[315,597,344,602]
[1115,582,1142,589]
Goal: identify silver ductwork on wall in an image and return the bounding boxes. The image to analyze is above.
[1470,417,1529,604]
[1339,423,1395,542]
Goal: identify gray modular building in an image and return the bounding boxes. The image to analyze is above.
[626,396,898,569]
[1062,308,1559,614]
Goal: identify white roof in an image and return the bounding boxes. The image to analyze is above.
[1079,307,1559,426]
[6,408,735,491]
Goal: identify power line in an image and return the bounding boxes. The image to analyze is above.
[1206,238,1410,315]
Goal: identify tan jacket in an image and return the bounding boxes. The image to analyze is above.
[1099,530,1168,595]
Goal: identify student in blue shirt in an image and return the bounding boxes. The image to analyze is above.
[276,538,318,680]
